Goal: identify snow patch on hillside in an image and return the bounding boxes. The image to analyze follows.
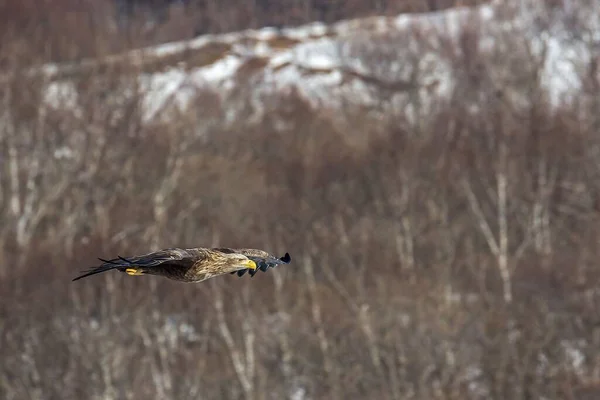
[33,1,598,124]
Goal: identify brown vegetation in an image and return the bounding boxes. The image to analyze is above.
[1,1,600,399]
[0,0,488,66]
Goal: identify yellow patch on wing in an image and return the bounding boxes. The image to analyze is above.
[126,268,144,276]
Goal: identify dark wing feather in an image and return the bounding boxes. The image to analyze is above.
[212,247,236,253]
[230,249,292,277]
[72,248,193,281]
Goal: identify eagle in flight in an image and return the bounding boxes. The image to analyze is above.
[72,247,291,283]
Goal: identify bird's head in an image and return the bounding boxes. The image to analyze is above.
[226,254,257,273]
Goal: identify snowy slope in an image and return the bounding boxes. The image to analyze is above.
[30,0,598,124]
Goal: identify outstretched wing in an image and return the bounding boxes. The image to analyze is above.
[72,248,194,281]
[230,249,291,277]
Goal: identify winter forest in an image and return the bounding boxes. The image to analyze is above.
[1,0,600,399]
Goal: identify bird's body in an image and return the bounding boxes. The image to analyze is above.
[72,247,291,283]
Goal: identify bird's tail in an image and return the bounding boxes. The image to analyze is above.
[72,256,139,281]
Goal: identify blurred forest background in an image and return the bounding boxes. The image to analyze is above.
[1,0,600,399]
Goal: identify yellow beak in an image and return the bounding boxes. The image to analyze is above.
[245,260,257,270]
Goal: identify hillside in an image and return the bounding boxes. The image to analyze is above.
[2,1,600,399]
[15,0,593,126]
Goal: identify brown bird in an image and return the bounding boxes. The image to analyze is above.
[72,247,291,283]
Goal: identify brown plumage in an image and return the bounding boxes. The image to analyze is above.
[72,247,291,283]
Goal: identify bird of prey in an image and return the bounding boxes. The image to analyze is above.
[72,247,291,283]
